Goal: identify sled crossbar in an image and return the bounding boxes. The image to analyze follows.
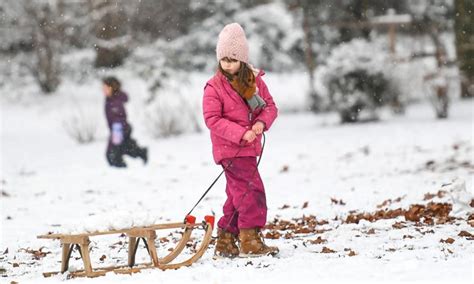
[37,215,215,278]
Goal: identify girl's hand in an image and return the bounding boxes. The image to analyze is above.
[252,121,265,135]
[242,130,257,143]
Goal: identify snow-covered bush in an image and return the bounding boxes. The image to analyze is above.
[423,65,459,119]
[323,39,400,123]
[144,82,202,138]
[61,49,96,84]
[129,42,202,138]
[63,105,97,144]
[130,1,302,73]
[235,2,303,71]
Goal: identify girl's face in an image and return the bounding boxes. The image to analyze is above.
[102,84,113,97]
[220,57,241,75]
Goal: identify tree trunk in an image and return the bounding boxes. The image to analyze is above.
[429,28,450,119]
[90,0,129,68]
[455,0,474,98]
[301,3,321,112]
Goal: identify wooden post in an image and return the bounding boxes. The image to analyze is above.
[61,243,72,273]
[127,229,160,267]
[388,23,397,54]
[128,237,138,267]
[78,239,93,276]
[145,231,159,267]
[59,236,93,276]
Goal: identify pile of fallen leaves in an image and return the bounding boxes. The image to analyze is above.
[264,215,331,239]
[18,247,50,260]
[344,189,467,227]
[345,202,455,226]
[263,215,359,256]
[261,189,473,257]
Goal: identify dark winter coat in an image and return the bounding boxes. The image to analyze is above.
[105,91,131,134]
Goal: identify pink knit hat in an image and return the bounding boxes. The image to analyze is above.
[216,23,249,63]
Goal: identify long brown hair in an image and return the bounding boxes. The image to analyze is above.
[218,59,254,88]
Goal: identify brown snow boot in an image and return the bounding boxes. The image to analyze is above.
[214,229,240,259]
[239,228,279,257]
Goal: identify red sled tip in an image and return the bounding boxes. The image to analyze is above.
[204,215,215,229]
[185,215,196,224]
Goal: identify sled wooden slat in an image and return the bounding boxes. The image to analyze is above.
[37,222,191,239]
[159,227,193,264]
[160,221,213,270]
[42,263,155,278]
[38,216,215,278]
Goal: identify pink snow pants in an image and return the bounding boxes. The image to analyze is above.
[217,156,267,235]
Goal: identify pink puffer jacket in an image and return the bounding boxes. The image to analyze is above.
[203,70,278,164]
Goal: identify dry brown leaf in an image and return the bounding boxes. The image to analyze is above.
[377,199,391,208]
[264,231,281,239]
[345,208,404,224]
[392,222,406,229]
[440,238,455,244]
[425,160,435,168]
[283,232,294,239]
[458,231,473,238]
[423,191,447,201]
[280,165,289,173]
[302,201,309,209]
[159,237,169,243]
[19,247,50,260]
[423,192,436,201]
[331,198,346,206]
[366,228,376,235]
[321,246,336,253]
[377,197,403,208]
[404,204,424,222]
[309,236,327,245]
[294,227,314,234]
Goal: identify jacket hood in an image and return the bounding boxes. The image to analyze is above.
[110,91,128,103]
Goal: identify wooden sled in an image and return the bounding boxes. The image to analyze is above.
[37,215,215,278]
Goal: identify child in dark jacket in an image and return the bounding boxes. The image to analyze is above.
[102,77,148,167]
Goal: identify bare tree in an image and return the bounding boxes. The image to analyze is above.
[286,0,322,112]
[24,1,62,93]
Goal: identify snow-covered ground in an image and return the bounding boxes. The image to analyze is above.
[0,74,473,284]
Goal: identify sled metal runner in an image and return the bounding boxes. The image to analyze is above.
[37,215,214,278]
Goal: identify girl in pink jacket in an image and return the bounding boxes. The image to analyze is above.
[202,23,278,258]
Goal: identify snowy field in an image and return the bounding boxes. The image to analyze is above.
[0,75,473,284]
